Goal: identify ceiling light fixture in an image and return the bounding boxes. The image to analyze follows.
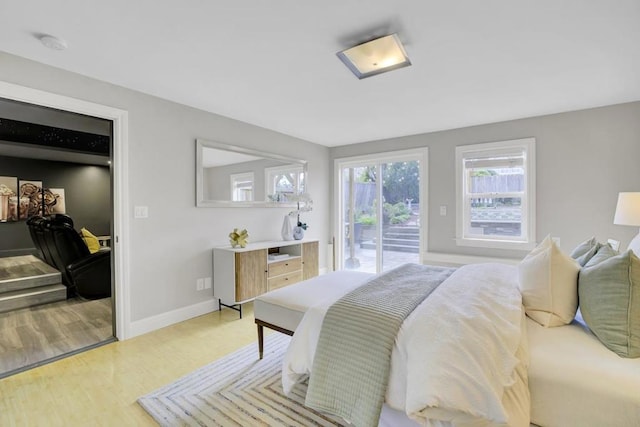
[336,33,411,79]
[39,35,68,51]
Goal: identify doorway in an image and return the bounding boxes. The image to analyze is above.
[335,148,428,274]
[0,81,129,377]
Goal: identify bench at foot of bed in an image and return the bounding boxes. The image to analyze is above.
[253,270,372,359]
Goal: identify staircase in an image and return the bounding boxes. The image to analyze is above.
[0,255,67,314]
[360,226,420,253]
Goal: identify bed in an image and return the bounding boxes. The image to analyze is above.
[255,249,640,426]
[527,311,640,426]
[280,263,530,427]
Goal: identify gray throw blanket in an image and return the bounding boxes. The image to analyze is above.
[305,263,456,427]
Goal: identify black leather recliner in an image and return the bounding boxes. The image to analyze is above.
[27,216,55,267]
[28,214,111,299]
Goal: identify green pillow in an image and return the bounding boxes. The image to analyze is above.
[583,244,617,267]
[579,249,640,358]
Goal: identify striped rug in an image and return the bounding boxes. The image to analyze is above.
[138,333,346,426]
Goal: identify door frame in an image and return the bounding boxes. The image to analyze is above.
[333,147,429,272]
[0,80,131,339]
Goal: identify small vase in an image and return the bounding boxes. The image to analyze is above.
[293,226,304,240]
[281,215,293,241]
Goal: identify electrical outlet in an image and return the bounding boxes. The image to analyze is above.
[196,278,204,291]
[204,277,212,289]
[439,205,447,216]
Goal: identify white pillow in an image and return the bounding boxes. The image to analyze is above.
[518,235,580,327]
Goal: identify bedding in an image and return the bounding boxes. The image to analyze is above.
[528,311,640,426]
[305,264,455,427]
[570,236,599,266]
[283,263,529,427]
[579,248,640,358]
[518,235,580,327]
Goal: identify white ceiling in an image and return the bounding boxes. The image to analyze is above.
[1,1,639,147]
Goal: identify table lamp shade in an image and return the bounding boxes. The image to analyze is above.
[614,192,640,226]
[614,192,640,256]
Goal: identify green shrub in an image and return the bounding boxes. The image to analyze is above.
[356,214,376,225]
[383,202,411,225]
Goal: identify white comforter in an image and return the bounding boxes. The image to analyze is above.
[282,263,530,426]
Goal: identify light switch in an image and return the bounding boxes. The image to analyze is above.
[439,205,447,216]
[134,206,149,218]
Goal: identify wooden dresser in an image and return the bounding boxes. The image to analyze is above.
[212,239,319,317]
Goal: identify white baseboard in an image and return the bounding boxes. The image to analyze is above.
[423,251,521,267]
[128,299,217,338]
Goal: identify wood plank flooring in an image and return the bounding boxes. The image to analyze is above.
[0,296,113,377]
[0,303,260,426]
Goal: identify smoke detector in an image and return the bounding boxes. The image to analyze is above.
[40,35,68,51]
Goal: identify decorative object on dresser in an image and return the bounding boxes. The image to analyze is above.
[288,192,312,240]
[281,215,293,241]
[228,228,249,248]
[613,191,640,255]
[212,239,318,318]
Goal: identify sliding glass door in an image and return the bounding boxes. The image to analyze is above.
[335,149,427,274]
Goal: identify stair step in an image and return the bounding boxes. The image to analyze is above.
[0,284,67,314]
[360,242,420,253]
[371,238,420,246]
[0,271,62,293]
[383,232,420,240]
[384,227,420,234]
[0,255,62,293]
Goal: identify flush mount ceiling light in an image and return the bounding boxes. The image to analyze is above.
[336,33,411,79]
[39,35,68,51]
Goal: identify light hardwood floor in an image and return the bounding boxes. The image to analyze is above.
[0,297,113,377]
[0,303,261,426]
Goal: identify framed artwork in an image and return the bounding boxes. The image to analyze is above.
[44,188,66,215]
[19,180,43,219]
[0,176,19,222]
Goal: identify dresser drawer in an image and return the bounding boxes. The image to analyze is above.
[268,257,302,278]
[268,270,303,291]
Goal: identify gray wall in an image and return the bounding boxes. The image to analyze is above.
[0,51,330,323]
[0,156,111,257]
[330,101,640,259]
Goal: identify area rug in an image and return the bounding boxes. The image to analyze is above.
[138,333,346,426]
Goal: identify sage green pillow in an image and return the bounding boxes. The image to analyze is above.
[583,244,617,266]
[579,249,640,358]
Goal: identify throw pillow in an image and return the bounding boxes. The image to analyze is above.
[518,235,580,327]
[579,249,640,358]
[80,227,101,254]
[583,243,617,267]
[570,236,598,266]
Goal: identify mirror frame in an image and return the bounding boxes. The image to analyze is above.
[196,138,307,207]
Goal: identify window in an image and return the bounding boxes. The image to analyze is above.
[230,172,254,201]
[455,138,536,250]
[265,165,304,200]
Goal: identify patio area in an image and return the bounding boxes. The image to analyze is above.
[342,244,419,274]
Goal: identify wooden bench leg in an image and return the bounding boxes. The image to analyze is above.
[257,324,264,359]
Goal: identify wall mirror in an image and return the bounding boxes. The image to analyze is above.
[196,139,307,207]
